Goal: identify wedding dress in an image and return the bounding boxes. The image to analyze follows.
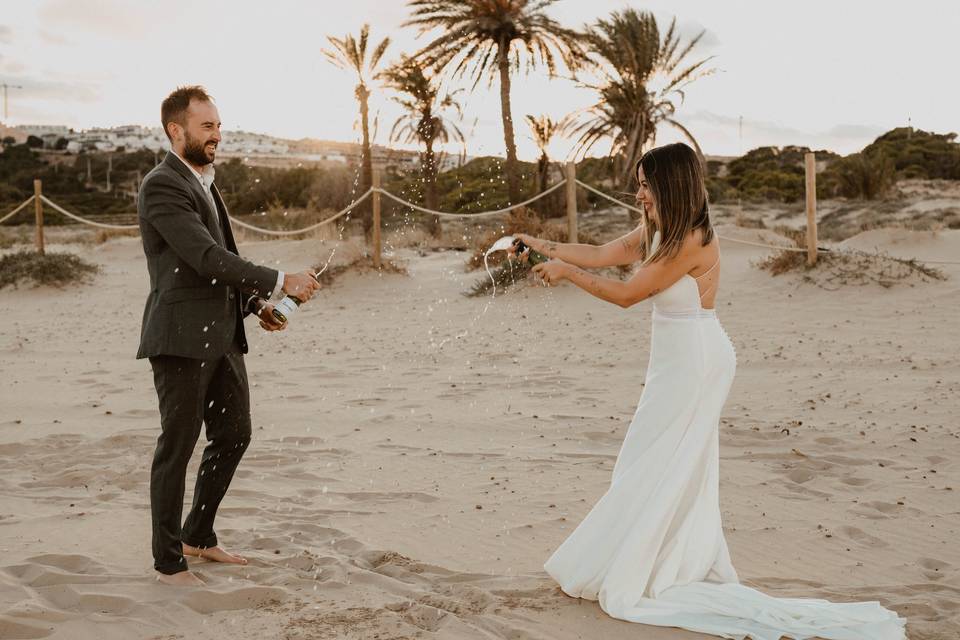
[544,260,906,640]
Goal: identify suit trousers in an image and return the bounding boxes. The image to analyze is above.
[148,345,252,574]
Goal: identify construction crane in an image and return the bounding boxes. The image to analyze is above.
[1,82,24,121]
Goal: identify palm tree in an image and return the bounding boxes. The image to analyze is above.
[525,114,569,215]
[571,9,714,192]
[382,56,466,235]
[322,24,391,233]
[405,0,585,203]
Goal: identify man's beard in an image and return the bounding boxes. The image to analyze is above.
[183,132,216,166]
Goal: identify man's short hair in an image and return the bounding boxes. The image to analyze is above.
[161,85,214,141]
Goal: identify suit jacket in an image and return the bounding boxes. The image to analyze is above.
[136,152,279,359]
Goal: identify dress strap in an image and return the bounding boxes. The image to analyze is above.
[698,280,717,300]
[693,256,720,280]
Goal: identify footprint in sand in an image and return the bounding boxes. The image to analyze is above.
[335,490,439,504]
[35,584,137,615]
[3,555,115,589]
[785,468,817,484]
[917,557,951,581]
[839,476,871,487]
[402,603,448,631]
[860,500,901,514]
[835,525,888,548]
[24,554,98,575]
[583,431,626,446]
[180,586,286,614]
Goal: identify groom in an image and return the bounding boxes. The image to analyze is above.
[137,85,321,585]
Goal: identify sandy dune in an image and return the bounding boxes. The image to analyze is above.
[0,226,958,639]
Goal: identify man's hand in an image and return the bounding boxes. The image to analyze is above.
[255,301,287,332]
[282,270,321,302]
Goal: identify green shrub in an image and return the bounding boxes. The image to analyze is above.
[862,127,960,180]
[0,250,100,288]
[718,146,838,203]
[822,152,895,200]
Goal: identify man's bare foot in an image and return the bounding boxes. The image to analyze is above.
[157,570,205,586]
[182,542,248,565]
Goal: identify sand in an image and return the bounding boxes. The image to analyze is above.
[0,223,958,640]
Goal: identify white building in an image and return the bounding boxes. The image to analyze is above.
[219,130,288,155]
[15,124,71,138]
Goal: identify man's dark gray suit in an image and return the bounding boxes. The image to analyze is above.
[137,152,279,575]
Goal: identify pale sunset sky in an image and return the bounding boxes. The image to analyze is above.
[1,0,957,159]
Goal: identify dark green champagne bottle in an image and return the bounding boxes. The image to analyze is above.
[512,239,549,265]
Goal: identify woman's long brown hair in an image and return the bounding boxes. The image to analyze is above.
[635,142,714,265]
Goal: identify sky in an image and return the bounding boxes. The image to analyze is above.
[1,0,958,160]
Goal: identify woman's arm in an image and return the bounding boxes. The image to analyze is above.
[532,238,697,308]
[515,224,647,269]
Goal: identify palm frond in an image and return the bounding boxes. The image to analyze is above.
[574,7,716,188]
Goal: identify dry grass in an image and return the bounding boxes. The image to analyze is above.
[310,238,407,287]
[0,225,139,247]
[94,227,140,244]
[0,249,100,289]
[318,257,407,285]
[465,259,531,297]
[0,226,32,249]
[733,209,768,229]
[754,237,946,289]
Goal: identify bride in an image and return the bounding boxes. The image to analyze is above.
[509,143,906,640]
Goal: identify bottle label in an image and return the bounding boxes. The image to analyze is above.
[273,296,299,322]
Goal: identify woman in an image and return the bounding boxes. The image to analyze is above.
[510,143,906,639]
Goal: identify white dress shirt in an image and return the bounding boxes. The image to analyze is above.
[170,150,284,306]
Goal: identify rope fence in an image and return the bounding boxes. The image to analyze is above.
[375,179,567,219]
[41,195,140,230]
[0,196,36,225]
[6,164,960,266]
[228,188,374,236]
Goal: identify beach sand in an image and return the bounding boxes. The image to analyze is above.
[0,225,958,639]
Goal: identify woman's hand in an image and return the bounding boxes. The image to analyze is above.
[532,259,570,286]
[506,233,537,262]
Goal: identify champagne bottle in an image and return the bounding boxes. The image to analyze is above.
[271,273,319,324]
[270,295,302,324]
[512,238,550,265]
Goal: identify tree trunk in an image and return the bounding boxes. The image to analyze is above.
[537,153,551,217]
[538,153,549,195]
[358,84,374,234]
[620,114,643,192]
[621,115,648,221]
[423,139,441,237]
[497,45,521,203]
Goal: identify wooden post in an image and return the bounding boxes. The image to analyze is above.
[372,166,382,269]
[804,152,817,266]
[565,161,577,244]
[33,179,44,256]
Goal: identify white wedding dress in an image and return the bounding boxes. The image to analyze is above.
[544,261,906,640]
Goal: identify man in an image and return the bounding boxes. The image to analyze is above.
[137,85,320,586]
